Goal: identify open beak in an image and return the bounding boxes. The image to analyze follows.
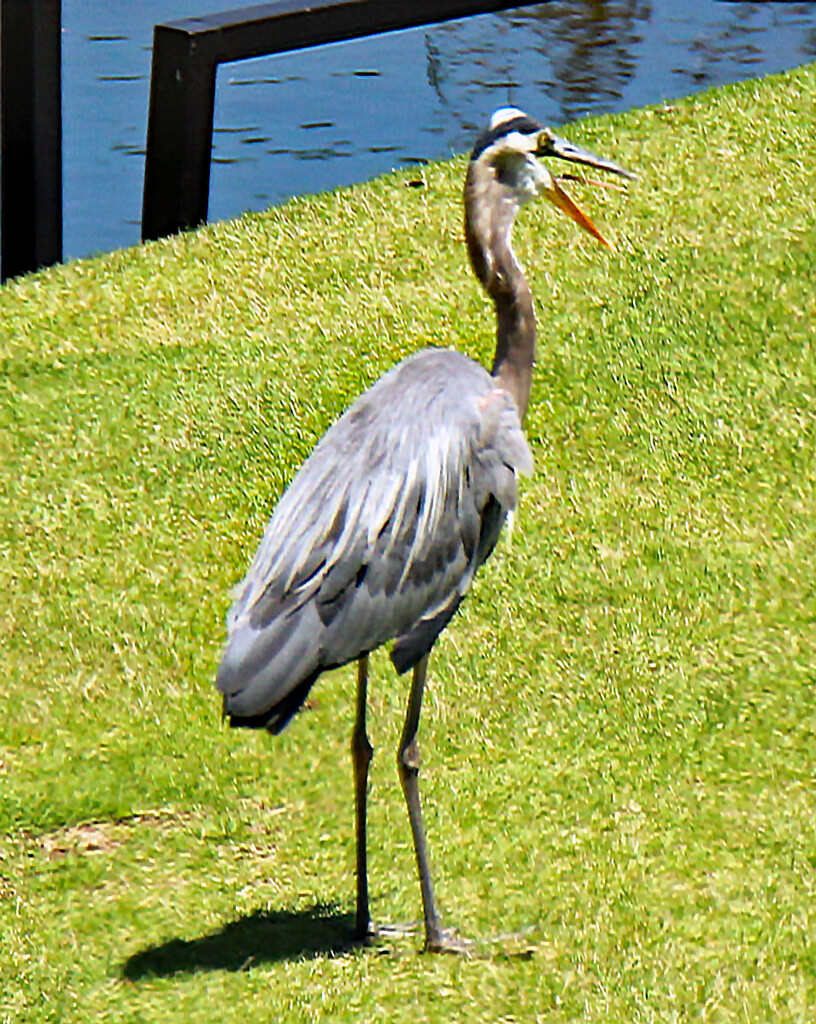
[535,130,634,248]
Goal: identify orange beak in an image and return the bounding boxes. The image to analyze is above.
[547,176,615,249]
[535,129,634,249]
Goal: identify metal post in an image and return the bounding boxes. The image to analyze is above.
[141,26,219,242]
[1,0,62,281]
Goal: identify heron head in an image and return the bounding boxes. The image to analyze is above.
[470,107,634,248]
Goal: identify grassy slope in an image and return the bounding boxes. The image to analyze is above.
[1,64,815,1022]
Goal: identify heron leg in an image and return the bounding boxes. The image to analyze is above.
[352,653,374,940]
[397,654,468,954]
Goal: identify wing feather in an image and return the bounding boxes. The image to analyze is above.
[217,348,533,724]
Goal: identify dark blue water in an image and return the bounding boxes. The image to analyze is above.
[62,0,816,260]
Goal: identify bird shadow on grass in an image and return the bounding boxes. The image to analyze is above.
[122,903,357,979]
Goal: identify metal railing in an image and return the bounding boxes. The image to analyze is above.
[0,1,533,280]
[141,0,532,242]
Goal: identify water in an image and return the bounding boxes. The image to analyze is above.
[61,0,816,260]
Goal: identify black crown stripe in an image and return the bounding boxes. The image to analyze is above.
[470,114,544,161]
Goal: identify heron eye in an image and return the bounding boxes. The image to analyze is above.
[535,128,555,155]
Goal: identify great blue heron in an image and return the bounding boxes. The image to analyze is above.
[217,108,632,953]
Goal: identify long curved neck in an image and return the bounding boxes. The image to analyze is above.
[464,160,535,421]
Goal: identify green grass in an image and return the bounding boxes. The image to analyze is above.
[1,63,815,1021]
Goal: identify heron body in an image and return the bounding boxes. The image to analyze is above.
[216,108,631,952]
[218,348,532,731]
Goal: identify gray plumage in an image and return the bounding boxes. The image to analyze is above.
[217,347,533,732]
[215,107,630,952]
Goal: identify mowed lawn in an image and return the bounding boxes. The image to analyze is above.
[1,64,815,1022]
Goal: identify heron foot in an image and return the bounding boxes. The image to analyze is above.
[352,920,419,947]
[366,920,473,955]
[425,928,474,956]
[373,920,420,938]
[354,921,488,957]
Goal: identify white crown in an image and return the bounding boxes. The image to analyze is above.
[489,107,527,130]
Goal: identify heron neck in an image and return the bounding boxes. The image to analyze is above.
[464,164,535,421]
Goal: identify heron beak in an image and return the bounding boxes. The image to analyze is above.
[544,177,615,248]
[535,130,634,249]
[536,131,635,181]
